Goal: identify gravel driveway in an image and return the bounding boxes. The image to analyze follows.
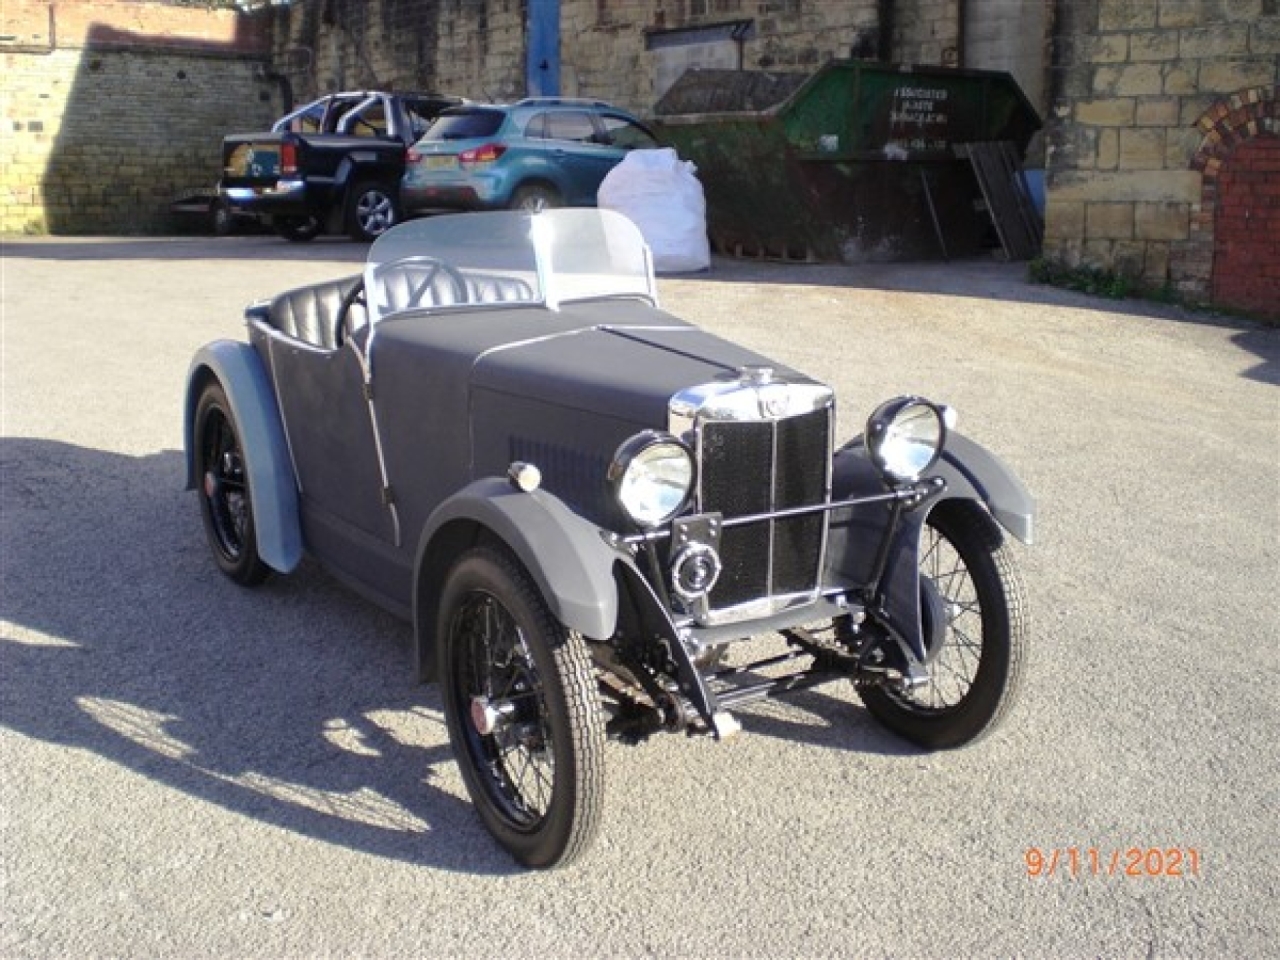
[2,234,1277,958]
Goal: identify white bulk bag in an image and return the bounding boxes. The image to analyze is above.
[598,148,710,273]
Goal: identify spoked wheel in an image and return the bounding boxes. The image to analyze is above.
[193,382,269,586]
[438,547,605,868]
[859,502,1027,749]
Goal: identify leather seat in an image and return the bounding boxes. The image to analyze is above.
[268,276,360,350]
[376,263,466,313]
[466,273,535,304]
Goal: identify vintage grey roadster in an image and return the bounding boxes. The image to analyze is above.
[184,209,1033,868]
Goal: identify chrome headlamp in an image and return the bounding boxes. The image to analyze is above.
[608,431,694,528]
[865,397,948,482]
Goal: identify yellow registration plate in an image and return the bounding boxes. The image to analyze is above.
[422,155,456,171]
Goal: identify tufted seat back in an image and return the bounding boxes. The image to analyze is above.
[268,275,360,350]
[376,262,536,314]
[466,273,536,304]
[376,263,466,314]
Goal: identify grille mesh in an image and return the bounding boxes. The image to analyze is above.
[699,408,830,611]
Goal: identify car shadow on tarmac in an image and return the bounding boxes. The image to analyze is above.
[0,436,519,874]
[0,436,909,872]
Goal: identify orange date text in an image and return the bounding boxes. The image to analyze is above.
[1025,847,1202,879]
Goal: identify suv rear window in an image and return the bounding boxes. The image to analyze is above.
[424,109,505,141]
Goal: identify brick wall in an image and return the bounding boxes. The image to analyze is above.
[1042,0,1279,312]
[1208,132,1280,315]
[1,0,273,234]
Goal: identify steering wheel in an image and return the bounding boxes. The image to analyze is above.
[335,276,366,348]
[371,256,469,312]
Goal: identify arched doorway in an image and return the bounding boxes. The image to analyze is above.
[1186,86,1279,320]
[1211,134,1280,316]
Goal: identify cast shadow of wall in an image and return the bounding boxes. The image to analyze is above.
[41,18,276,234]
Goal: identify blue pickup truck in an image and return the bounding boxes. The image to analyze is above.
[219,91,462,242]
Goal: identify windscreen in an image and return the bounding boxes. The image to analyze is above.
[364,209,656,324]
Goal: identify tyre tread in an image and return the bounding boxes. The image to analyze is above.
[440,546,605,868]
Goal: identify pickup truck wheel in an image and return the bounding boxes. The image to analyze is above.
[193,382,270,586]
[438,547,605,868]
[275,215,321,242]
[346,181,398,241]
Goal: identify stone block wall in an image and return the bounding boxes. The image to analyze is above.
[1043,0,1279,312]
[268,0,527,104]
[894,0,961,66]
[266,0,886,116]
[4,0,1060,235]
[1,0,273,234]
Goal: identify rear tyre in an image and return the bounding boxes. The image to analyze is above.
[859,502,1027,749]
[346,181,399,241]
[275,215,321,242]
[438,547,605,868]
[193,382,270,586]
[509,184,561,214]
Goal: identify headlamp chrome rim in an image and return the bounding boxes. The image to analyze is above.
[607,430,695,528]
[865,396,947,483]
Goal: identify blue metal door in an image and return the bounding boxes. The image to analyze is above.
[526,0,560,96]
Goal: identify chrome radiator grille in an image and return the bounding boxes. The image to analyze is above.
[698,407,831,614]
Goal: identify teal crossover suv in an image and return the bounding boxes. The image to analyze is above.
[401,98,660,214]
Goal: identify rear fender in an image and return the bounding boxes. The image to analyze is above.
[184,340,302,574]
[335,152,398,193]
[412,478,623,681]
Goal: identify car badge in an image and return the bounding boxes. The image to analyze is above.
[759,385,788,418]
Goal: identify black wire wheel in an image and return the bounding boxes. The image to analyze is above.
[437,546,605,868]
[193,382,269,586]
[859,501,1027,749]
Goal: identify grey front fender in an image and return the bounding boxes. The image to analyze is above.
[412,478,622,682]
[934,432,1035,545]
[827,429,1033,664]
[184,340,302,574]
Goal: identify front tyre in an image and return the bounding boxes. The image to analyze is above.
[859,502,1027,749]
[193,382,270,586]
[438,547,605,868]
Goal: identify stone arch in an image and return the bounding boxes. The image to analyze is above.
[1186,85,1279,318]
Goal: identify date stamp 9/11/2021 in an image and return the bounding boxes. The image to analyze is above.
[1025,847,1203,880]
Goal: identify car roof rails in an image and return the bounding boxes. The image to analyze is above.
[514,96,614,109]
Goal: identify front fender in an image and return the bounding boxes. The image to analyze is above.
[184,340,302,574]
[826,429,1033,663]
[412,478,622,681]
[934,432,1035,546]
